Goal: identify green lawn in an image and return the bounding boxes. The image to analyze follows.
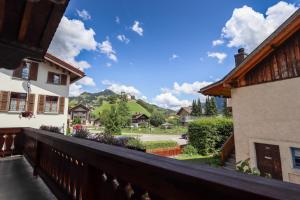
[175,154,221,167]
[122,126,187,135]
[92,100,151,118]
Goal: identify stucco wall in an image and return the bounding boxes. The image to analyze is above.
[0,62,70,133]
[232,77,300,183]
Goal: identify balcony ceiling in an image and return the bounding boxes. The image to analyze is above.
[0,0,69,70]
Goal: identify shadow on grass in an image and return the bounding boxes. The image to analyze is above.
[175,154,221,167]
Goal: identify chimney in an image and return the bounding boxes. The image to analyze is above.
[234,48,247,67]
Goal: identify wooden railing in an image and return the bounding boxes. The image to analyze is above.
[0,128,23,157]
[2,127,300,200]
[220,133,235,165]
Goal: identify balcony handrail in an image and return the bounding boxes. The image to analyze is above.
[220,133,235,165]
[18,127,300,200]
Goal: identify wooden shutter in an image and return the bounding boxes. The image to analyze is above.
[29,62,38,81]
[37,95,45,113]
[59,97,65,114]
[27,94,35,112]
[61,74,67,85]
[12,63,25,78]
[47,72,54,83]
[0,91,10,112]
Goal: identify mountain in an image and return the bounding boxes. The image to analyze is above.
[69,90,176,116]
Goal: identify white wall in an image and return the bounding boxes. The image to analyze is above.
[232,77,300,183]
[0,62,70,133]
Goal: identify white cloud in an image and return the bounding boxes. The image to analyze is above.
[207,52,227,63]
[106,62,112,67]
[102,80,141,96]
[115,16,120,24]
[49,16,97,71]
[169,54,179,60]
[69,83,84,97]
[78,76,96,87]
[131,21,144,36]
[76,9,91,20]
[141,96,148,101]
[173,81,212,95]
[222,1,298,51]
[98,39,118,62]
[212,39,224,46]
[154,92,191,110]
[117,34,130,44]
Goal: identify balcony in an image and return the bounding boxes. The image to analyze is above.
[1,127,300,200]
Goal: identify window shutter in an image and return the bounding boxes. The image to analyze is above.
[29,63,38,81]
[47,72,53,83]
[0,91,10,112]
[27,94,35,112]
[37,95,45,113]
[59,97,65,114]
[61,74,67,85]
[12,62,25,78]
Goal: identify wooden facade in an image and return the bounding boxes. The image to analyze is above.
[239,30,300,87]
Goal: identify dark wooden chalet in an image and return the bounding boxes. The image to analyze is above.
[132,113,149,124]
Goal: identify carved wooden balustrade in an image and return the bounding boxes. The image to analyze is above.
[1,127,300,200]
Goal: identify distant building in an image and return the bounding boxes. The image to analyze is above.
[69,104,91,125]
[177,107,193,126]
[132,113,149,127]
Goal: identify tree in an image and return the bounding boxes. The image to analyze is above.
[209,97,218,116]
[150,110,165,127]
[197,99,202,116]
[104,106,122,135]
[118,99,131,127]
[72,118,81,124]
[204,96,217,116]
[107,95,118,104]
[222,98,232,117]
[191,100,198,116]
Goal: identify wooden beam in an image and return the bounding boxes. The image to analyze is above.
[18,0,37,42]
[39,1,69,49]
[0,0,5,33]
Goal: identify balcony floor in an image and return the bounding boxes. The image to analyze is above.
[0,156,56,200]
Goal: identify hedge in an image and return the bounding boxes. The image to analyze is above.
[143,140,178,150]
[188,117,233,155]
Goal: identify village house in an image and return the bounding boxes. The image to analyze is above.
[0,53,84,133]
[69,104,91,125]
[201,9,300,184]
[132,113,149,127]
[176,106,193,126]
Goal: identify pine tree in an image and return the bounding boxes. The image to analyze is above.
[197,98,202,116]
[191,100,198,116]
[210,97,218,116]
[205,97,210,116]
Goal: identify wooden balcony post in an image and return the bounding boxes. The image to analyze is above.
[33,140,41,177]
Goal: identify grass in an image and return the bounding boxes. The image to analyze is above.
[175,154,221,167]
[122,126,187,135]
[143,140,178,150]
[92,100,151,118]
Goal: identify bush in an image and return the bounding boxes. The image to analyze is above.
[236,158,261,176]
[73,118,81,124]
[182,145,198,155]
[72,128,90,139]
[143,140,178,150]
[126,138,145,151]
[188,117,233,155]
[150,111,165,127]
[40,125,62,134]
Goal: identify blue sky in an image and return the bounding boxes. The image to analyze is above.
[49,0,299,110]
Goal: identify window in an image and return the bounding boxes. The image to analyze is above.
[21,63,30,79]
[47,72,67,85]
[291,148,300,168]
[44,96,58,113]
[9,93,27,112]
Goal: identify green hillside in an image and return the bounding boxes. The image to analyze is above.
[92,100,151,118]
